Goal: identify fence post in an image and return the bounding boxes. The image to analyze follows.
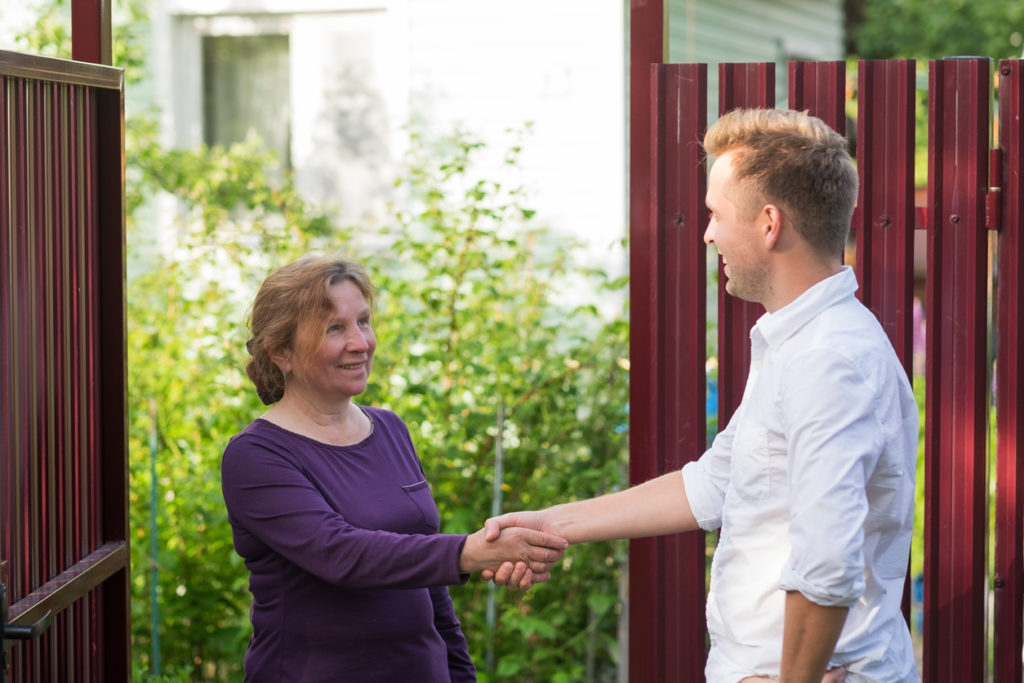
[923,57,991,683]
[994,58,1024,683]
[626,62,710,683]
[626,2,664,680]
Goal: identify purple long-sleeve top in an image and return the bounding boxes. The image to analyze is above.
[221,406,477,682]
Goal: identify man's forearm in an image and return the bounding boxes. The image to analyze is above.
[546,471,700,543]
[780,591,848,683]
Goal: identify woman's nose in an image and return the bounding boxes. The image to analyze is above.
[346,329,370,350]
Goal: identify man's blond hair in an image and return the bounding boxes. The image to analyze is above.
[703,108,858,257]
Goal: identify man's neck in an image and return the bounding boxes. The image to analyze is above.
[762,257,843,313]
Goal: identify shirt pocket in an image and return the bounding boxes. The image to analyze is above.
[729,418,779,502]
[401,479,441,532]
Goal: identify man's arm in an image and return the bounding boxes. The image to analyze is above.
[779,590,848,683]
[484,471,700,545]
[481,471,699,587]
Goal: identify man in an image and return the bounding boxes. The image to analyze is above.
[485,108,920,682]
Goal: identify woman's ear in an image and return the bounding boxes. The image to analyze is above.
[271,348,293,375]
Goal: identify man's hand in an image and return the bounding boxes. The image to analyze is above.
[483,510,558,542]
[459,524,566,590]
[479,511,561,589]
[739,665,846,682]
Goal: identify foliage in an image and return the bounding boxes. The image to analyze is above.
[124,124,629,681]
[851,0,1024,60]
[126,130,337,680]
[366,130,630,682]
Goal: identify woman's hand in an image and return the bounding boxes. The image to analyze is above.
[477,510,561,589]
[459,525,567,589]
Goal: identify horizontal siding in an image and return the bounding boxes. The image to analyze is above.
[669,0,843,63]
[667,0,844,114]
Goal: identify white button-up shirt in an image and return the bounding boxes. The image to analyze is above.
[682,267,920,682]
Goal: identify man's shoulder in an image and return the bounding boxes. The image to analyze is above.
[792,297,891,354]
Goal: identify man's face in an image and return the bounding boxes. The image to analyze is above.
[704,151,770,304]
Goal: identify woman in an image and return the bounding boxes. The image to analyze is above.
[221,255,566,682]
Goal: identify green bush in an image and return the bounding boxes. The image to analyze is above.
[123,121,628,681]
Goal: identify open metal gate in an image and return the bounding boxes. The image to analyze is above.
[0,49,128,683]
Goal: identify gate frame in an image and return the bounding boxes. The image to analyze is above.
[0,0,128,678]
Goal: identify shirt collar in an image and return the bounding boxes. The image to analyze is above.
[752,265,859,349]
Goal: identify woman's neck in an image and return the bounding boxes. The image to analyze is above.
[263,394,372,446]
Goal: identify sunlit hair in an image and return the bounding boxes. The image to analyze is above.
[703,107,858,257]
[245,255,376,405]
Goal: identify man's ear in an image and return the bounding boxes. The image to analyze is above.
[761,203,784,249]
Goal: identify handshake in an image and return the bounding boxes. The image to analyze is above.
[457,509,566,591]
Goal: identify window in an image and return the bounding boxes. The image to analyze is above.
[202,34,292,170]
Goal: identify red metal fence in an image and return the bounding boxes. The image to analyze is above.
[629,56,1024,683]
[0,50,128,682]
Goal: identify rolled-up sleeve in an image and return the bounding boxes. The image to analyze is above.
[777,349,883,607]
[682,412,740,531]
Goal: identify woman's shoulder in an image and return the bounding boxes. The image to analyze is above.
[228,417,280,442]
[223,418,303,460]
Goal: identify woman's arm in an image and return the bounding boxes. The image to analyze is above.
[429,585,477,683]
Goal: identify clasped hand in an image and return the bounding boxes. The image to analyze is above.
[459,513,566,590]
[469,510,559,590]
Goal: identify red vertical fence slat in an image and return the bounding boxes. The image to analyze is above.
[923,57,991,683]
[853,58,918,623]
[789,61,847,135]
[852,59,917,368]
[648,62,709,682]
[626,2,665,681]
[994,58,1024,683]
[716,63,774,426]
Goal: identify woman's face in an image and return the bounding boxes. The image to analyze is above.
[287,278,376,402]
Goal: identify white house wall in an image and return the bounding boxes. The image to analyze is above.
[156,0,627,278]
[405,1,627,277]
[147,0,843,279]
